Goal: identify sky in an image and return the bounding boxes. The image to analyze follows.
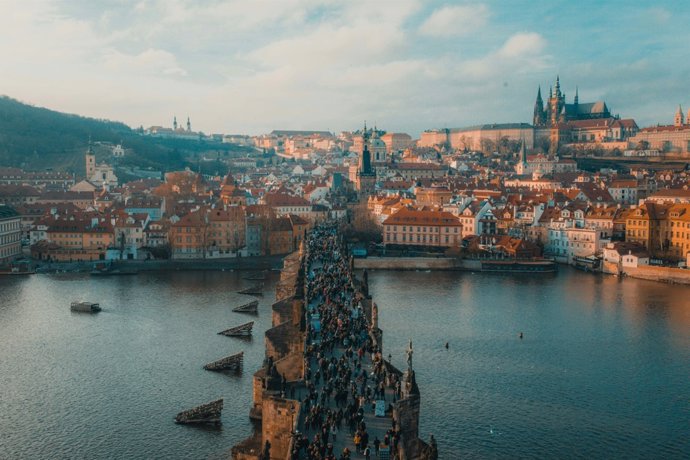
[1,0,689,137]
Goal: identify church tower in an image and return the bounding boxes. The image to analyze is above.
[173,116,178,131]
[370,125,387,164]
[674,105,684,127]
[516,138,528,175]
[356,123,376,198]
[549,76,565,126]
[533,86,545,127]
[187,116,191,132]
[85,140,96,180]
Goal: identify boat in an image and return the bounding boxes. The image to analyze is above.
[91,267,138,276]
[237,283,264,296]
[204,351,244,371]
[232,300,258,314]
[218,321,254,337]
[175,399,223,425]
[572,255,601,273]
[70,301,101,313]
[0,267,36,275]
[480,259,558,273]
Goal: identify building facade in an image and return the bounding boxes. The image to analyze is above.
[0,206,22,265]
[382,208,463,247]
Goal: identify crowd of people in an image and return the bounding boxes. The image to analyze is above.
[289,225,402,460]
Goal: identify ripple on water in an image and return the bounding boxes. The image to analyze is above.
[367,268,690,459]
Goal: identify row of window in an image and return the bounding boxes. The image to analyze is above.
[0,244,21,259]
[385,234,458,244]
[0,221,20,233]
[0,234,21,245]
[385,225,460,234]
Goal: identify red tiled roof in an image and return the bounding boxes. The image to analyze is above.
[382,208,461,226]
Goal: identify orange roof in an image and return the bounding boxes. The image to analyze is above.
[382,208,461,226]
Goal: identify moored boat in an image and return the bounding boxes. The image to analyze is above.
[70,301,101,313]
[480,259,558,273]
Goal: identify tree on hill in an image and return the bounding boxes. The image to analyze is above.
[0,96,253,173]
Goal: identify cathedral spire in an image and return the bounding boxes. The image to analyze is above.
[675,104,684,127]
[533,86,545,127]
[173,116,178,131]
[574,86,579,105]
[554,75,561,98]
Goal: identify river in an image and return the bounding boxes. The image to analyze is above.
[0,268,688,459]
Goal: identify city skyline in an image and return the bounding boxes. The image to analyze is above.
[2,1,689,136]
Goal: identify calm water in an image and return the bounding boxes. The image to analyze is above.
[368,268,690,459]
[0,271,277,460]
[1,269,689,459]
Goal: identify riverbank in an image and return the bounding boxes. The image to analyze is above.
[603,260,690,285]
[354,256,557,273]
[32,255,286,274]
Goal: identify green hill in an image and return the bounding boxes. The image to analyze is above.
[0,96,253,175]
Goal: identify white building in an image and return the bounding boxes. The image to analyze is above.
[0,206,22,265]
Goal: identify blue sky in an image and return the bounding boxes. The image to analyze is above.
[1,1,688,137]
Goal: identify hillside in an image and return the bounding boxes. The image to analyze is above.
[0,96,253,175]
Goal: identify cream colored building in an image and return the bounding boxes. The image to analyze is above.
[381,133,412,153]
[420,123,534,151]
[627,105,690,155]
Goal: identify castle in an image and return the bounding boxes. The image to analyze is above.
[420,76,638,153]
[532,76,638,152]
[532,76,611,127]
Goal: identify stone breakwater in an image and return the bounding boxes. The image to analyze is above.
[232,226,437,460]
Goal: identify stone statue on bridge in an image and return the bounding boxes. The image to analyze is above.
[406,339,413,370]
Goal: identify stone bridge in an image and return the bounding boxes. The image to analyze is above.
[232,227,437,460]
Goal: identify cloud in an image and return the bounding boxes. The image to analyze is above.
[2,1,690,136]
[418,4,489,37]
[462,32,549,80]
[102,48,188,77]
[497,32,546,58]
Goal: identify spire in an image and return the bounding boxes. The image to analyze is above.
[549,86,553,98]
[574,86,579,105]
[533,86,545,126]
[674,104,684,127]
[173,116,178,130]
[554,75,561,97]
[186,116,191,132]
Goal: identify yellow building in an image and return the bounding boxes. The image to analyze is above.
[382,208,463,247]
